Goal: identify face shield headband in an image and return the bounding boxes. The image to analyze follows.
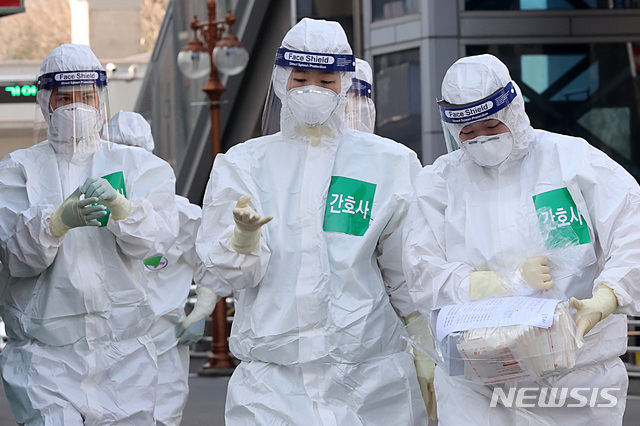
[348,78,372,98]
[37,70,108,91]
[274,48,355,73]
[437,81,517,125]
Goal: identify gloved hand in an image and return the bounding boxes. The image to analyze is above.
[520,256,554,290]
[403,313,437,421]
[175,317,206,346]
[81,176,131,220]
[176,286,219,342]
[414,347,437,421]
[49,188,107,237]
[469,271,507,300]
[570,285,618,337]
[230,195,273,254]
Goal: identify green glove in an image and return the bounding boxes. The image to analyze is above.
[175,317,206,346]
[81,176,131,220]
[50,188,107,237]
[570,285,618,337]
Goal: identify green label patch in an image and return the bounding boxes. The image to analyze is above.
[323,176,376,236]
[532,187,591,248]
[97,171,127,227]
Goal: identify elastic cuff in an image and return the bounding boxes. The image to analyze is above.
[230,226,261,254]
[595,284,619,319]
[49,210,69,238]
[106,193,132,220]
[469,271,507,300]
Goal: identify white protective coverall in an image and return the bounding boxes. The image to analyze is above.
[0,44,179,425]
[144,195,210,426]
[402,54,640,425]
[107,111,232,425]
[197,18,428,425]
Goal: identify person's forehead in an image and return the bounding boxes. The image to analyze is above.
[53,85,97,95]
[291,68,338,75]
[463,119,501,128]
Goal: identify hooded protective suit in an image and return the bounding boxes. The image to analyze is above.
[403,54,640,425]
[0,44,179,425]
[108,112,231,425]
[197,18,428,425]
[144,195,209,426]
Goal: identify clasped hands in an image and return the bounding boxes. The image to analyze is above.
[50,176,131,237]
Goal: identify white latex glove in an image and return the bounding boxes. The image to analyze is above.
[177,286,219,334]
[469,271,507,300]
[81,176,131,220]
[415,347,437,421]
[403,314,437,421]
[520,256,554,290]
[570,285,618,337]
[230,195,273,254]
[50,188,107,237]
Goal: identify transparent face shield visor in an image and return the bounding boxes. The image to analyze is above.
[36,69,110,152]
[346,77,376,133]
[261,48,356,135]
[261,76,281,136]
[436,81,517,153]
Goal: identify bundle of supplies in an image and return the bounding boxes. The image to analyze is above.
[429,297,579,385]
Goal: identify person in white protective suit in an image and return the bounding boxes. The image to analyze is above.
[196,17,429,425]
[106,111,232,426]
[0,44,179,425]
[346,58,376,133]
[402,53,640,425]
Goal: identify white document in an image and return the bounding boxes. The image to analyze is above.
[435,296,561,341]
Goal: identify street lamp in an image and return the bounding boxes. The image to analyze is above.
[177,0,248,376]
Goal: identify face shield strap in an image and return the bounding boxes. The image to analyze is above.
[274,48,355,72]
[437,81,516,124]
[37,70,108,90]
[348,78,372,98]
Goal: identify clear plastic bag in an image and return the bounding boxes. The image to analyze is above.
[405,298,581,385]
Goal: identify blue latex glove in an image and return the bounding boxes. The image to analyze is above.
[175,317,206,346]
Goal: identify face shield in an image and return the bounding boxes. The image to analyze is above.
[36,58,110,153]
[346,77,376,133]
[437,81,518,153]
[271,48,355,127]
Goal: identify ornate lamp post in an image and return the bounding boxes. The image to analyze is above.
[177,0,248,376]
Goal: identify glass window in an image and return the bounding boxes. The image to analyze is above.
[467,42,640,180]
[465,0,640,10]
[372,0,419,21]
[374,48,422,160]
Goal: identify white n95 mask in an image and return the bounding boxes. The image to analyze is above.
[286,85,339,126]
[50,103,101,142]
[461,132,514,167]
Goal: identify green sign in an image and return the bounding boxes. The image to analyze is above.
[323,176,376,236]
[96,171,127,227]
[532,187,591,248]
[0,83,38,103]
